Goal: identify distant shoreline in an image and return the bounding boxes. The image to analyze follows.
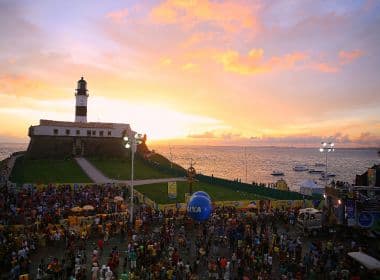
[1,142,379,150]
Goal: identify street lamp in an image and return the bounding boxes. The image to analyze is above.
[123,132,144,224]
[319,142,335,185]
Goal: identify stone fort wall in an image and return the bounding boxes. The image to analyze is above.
[26,136,129,159]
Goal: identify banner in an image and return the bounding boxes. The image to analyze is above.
[185,193,191,203]
[168,182,177,199]
[345,199,356,226]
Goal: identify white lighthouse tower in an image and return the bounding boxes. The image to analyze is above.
[75,77,88,123]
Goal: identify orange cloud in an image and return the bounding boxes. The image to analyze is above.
[0,75,53,97]
[339,49,364,64]
[150,0,258,32]
[312,62,339,73]
[181,62,198,71]
[216,49,307,75]
[106,8,129,23]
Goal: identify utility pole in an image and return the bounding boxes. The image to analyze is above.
[187,159,196,195]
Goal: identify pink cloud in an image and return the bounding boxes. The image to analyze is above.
[339,49,364,64]
[106,8,129,23]
[312,62,339,73]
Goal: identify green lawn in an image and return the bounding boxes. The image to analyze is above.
[10,156,91,184]
[89,157,175,180]
[135,181,268,204]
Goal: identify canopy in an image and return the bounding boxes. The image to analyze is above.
[247,201,257,209]
[114,196,124,202]
[348,252,380,270]
[83,205,95,211]
[71,206,83,212]
[298,179,324,196]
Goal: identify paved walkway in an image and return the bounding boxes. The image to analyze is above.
[3,153,23,184]
[75,157,110,183]
[75,157,186,185]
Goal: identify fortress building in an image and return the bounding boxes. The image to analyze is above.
[27,77,134,159]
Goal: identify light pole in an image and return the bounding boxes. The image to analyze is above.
[123,132,144,224]
[319,142,335,185]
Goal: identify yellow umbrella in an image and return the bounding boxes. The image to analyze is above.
[114,196,124,202]
[71,206,83,212]
[247,201,257,209]
[83,205,95,211]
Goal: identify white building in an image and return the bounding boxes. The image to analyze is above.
[27,77,135,158]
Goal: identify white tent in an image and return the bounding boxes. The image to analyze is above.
[348,252,380,270]
[298,179,324,196]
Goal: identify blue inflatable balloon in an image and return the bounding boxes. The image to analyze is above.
[192,191,211,201]
[187,195,212,222]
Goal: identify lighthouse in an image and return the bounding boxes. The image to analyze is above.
[75,77,89,123]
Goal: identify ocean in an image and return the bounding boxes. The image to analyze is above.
[152,145,380,191]
[1,143,379,191]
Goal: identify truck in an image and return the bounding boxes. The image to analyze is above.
[296,208,323,236]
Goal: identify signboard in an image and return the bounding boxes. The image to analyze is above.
[345,199,356,226]
[358,212,374,228]
[185,193,191,203]
[168,182,177,199]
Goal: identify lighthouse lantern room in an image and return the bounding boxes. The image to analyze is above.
[75,77,89,123]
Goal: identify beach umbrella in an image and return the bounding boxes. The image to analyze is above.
[71,206,83,212]
[83,205,95,211]
[247,201,257,209]
[114,196,124,202]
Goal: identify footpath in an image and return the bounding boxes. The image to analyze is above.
[75,157,186,185]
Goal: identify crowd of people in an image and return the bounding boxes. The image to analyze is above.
[1,182,379,279]
[0,183,130,226]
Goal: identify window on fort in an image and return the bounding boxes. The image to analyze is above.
[53,129,58,135]
[92,130,96,136]
[87,130,91,136]
[76,130,80,135]
[66,129,70,135]
[99,131,104,136]
[108,131,112,136]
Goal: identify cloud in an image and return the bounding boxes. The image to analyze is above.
[0,75,53,97]
[248,132,380,147]
[106,8,129,23]
[216,49,307,75]
[160,58,172,66]
[312,63,339,73]
[215,48,364,75]
[188,131,216,138]
[181,62,198,71]
[339,49,364,64]
[150,0,259,33]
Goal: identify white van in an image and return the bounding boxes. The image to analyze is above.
[296,208,323,235]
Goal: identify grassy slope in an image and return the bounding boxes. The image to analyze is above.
[135,181,268,204]
[10,156,91,183]
[89,157,175,180]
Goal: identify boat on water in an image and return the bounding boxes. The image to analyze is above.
[271,170,284,176]
[322,172,336,177]
[315,163,326,167]
[309,169,324,174]
[319,172,336,180]
[293,165,308,171]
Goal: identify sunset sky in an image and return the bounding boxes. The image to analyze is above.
[0,0,379,147]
